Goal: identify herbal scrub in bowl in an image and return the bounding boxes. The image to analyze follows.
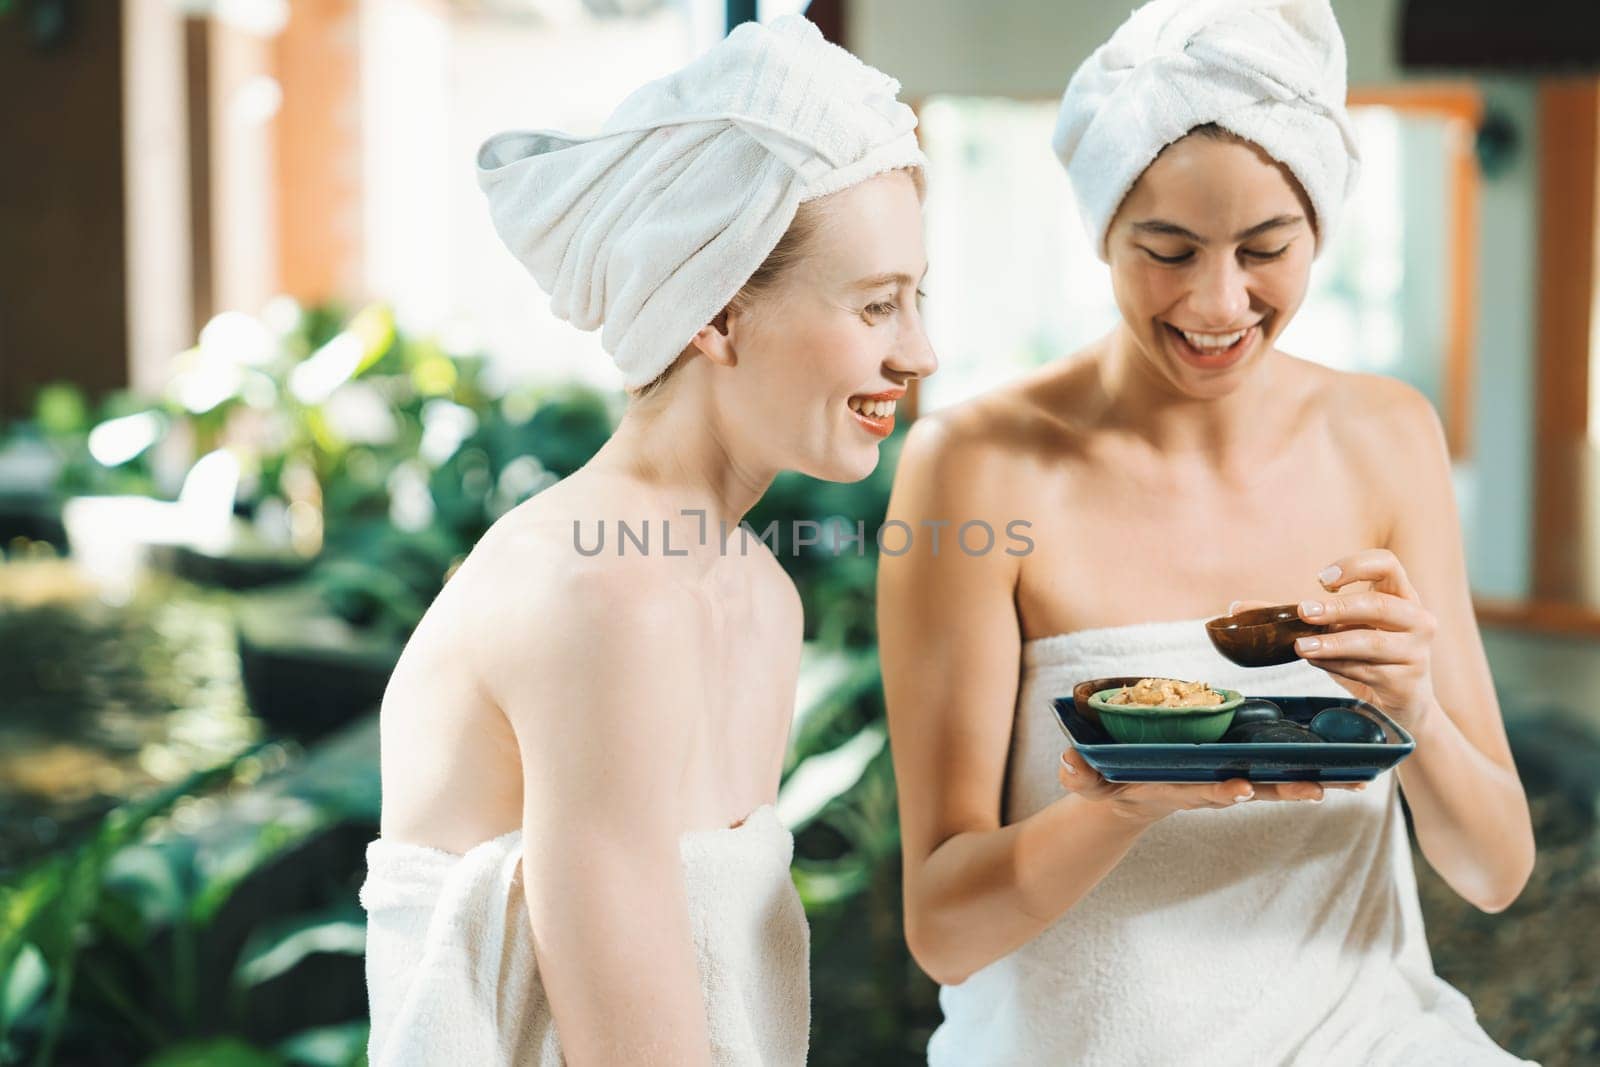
[1088,678,1244,743]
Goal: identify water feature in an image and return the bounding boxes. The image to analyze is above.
[0,553,260,876]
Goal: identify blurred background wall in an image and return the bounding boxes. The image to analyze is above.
[4,0,1595,614]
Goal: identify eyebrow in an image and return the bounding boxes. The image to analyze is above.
[851,267,930,290]
[1131,214,1304,245]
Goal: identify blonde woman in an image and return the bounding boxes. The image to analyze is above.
[361,17,935,1066]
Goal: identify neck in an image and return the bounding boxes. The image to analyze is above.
[1097,323,1280,470]
[589,389,775,532]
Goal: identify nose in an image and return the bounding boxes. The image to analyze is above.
[887,311,938,382]
[1187,254,1252,327]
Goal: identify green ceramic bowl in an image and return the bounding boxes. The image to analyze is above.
[1088,685,1244,744]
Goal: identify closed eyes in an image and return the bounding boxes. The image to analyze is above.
[1142,245,1290,266]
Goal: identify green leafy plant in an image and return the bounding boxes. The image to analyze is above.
[0,727,384,1066]
[0,743,271,1064]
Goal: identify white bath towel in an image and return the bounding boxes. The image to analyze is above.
[359,803,810,1066]
[477,14,924,389]
[927,617,1538,1067]
[1051,0,1361,259]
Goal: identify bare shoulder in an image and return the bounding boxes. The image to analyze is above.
[446,501,705,719]
[899,355,1098,495]
[442,504,720,839]
[750,538,804,630]
[708,520,803,642]
[1311,365,1447,468]
[1291,362,1453,545]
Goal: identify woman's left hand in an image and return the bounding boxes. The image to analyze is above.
[1293,548,1439,734]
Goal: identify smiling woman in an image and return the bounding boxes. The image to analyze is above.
[880,1,1537,1065]
[360,15,936,1066]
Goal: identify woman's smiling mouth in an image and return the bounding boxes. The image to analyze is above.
[1163,321,1260,370]
[848,391,901,438]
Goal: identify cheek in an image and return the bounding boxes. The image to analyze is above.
[1257,258,1311,314]
[746,315,874,412]
[791,318,882,389]
[1112,263,1178,321]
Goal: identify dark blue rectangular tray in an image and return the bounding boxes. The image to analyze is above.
[1052,694,1416,783]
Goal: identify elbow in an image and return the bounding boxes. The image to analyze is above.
[904,911,974,988]
[907,936,972,988]
[1475,865,1534,916]
[1474,887,1520,915]
[1473,844,1536,915]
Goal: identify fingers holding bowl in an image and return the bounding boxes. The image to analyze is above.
[1296,592,1433,645]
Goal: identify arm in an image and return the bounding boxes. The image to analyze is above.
[1298,385,1534,912]
[474,552,715,1065]
[879,417,1248,986]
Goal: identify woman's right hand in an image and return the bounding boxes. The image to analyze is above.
[1058,745,1365,826]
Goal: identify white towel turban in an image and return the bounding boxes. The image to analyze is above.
[1051,0,1360,261]
[477,15,926,389]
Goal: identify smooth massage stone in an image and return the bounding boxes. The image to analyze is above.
[1310,708,1386,745]
[1230,699,1283,727]
[1221,720,1321,744]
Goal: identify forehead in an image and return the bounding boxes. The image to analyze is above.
[1120,136,1309,228]
[802,170,926,281]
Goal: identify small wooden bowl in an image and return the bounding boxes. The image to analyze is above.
[1071,676,1148,725]
[1205,604,1328,668]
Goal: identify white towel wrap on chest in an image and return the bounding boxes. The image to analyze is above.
[927,618,1538,1067]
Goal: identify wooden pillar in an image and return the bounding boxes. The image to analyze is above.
[1532,79,1600,604]
[185,16,214,338]
[0,6,129,419]
[123,0,195,397]
[805,0,848,47]
[272,0,364,306]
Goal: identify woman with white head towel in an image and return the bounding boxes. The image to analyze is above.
[880,1,1538,1064]
[360,15,935,1065]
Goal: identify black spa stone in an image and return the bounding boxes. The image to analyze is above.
[1310,708,1386,745]
[1230,699,1284,728]
[1221,720,1322,744]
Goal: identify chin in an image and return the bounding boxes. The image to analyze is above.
[801,448,880,485]
[1171,363,1252,400]
[1151,332,1264,399]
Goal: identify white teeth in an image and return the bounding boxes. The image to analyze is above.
[849,397,896,418]
[1178,326,1249,350]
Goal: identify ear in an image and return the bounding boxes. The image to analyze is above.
[687,308,737,368]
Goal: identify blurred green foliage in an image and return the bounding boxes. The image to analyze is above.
[0,725,381,1066]
[0,301,933,1064]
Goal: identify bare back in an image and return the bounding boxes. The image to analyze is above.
[376,471,803,856]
